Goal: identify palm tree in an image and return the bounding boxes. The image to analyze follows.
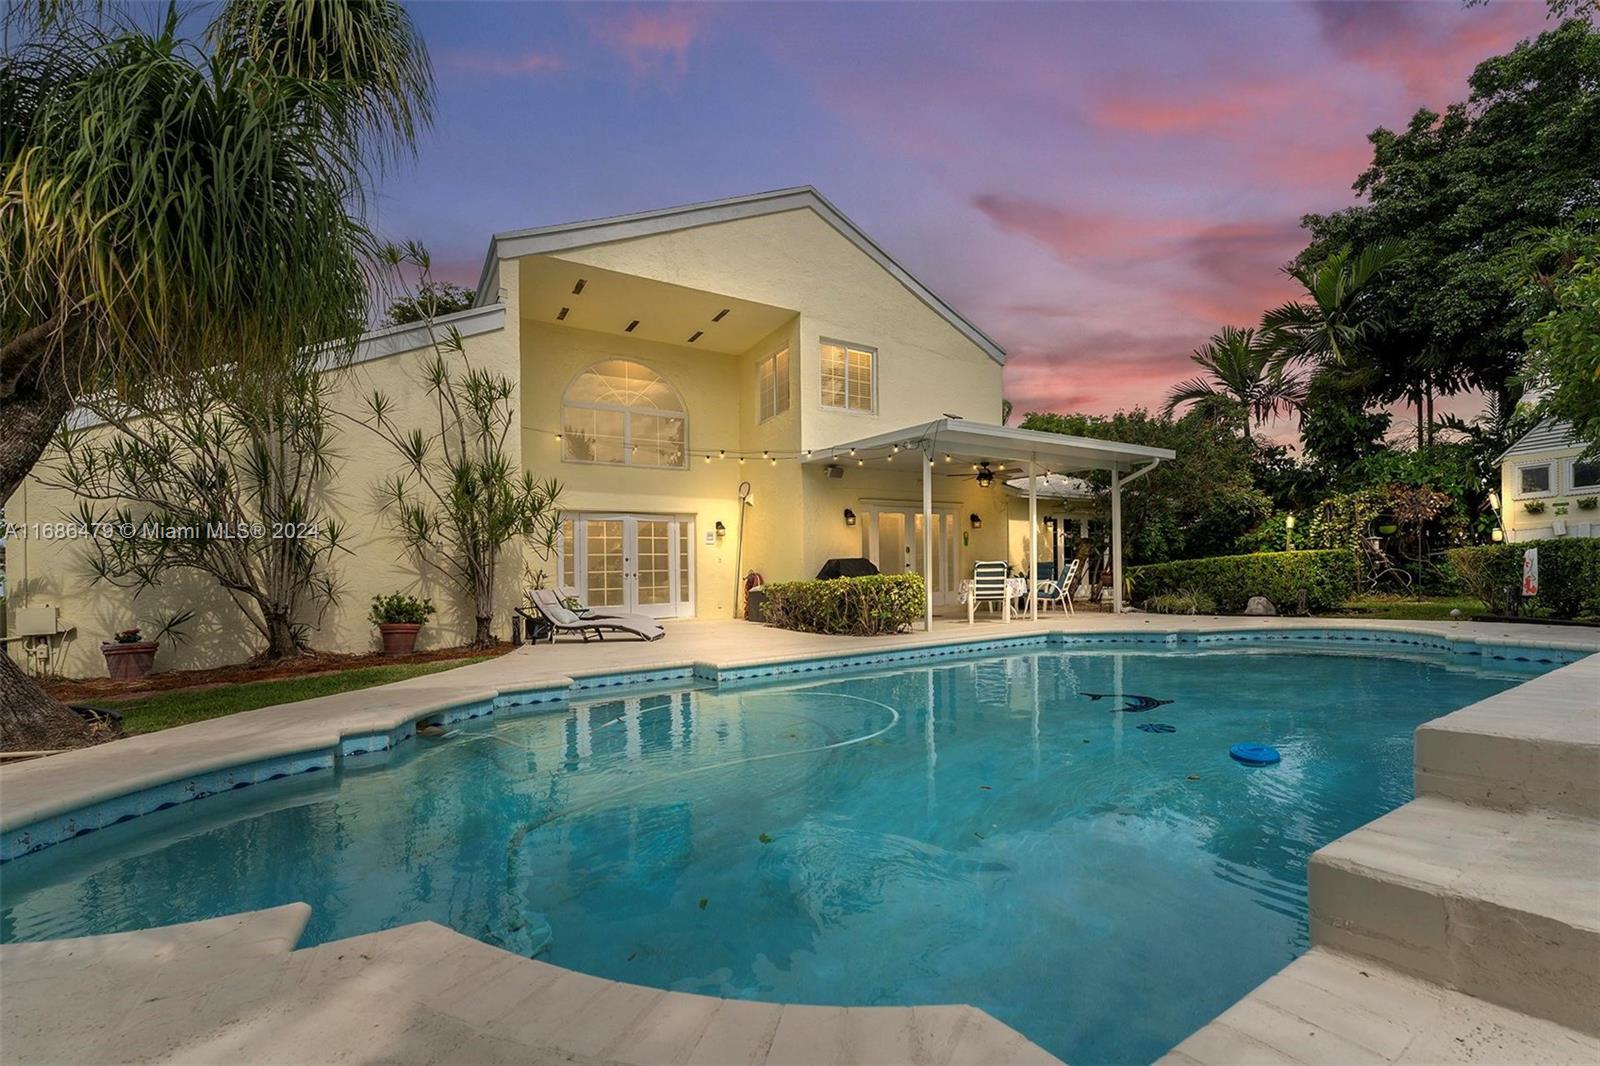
[0,0,433,750]
[1260,242,1407,370]
[1164,326,1302,441]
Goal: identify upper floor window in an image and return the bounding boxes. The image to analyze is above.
[758,347,790,422]
[821,339,875,412]
[562,359,687,468]
[1570,457,1600,492]
[1517,462,1552,497]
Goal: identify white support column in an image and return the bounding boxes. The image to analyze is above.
[1028,460,1039,621]
[923,453,934,632]
[1111,467,1123,613]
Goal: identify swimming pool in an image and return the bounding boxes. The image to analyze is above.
[0,643,1555,1063]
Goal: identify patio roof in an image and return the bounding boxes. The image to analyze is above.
[803,418,1174,474]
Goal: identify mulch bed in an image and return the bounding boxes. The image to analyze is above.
[43,643,514,704]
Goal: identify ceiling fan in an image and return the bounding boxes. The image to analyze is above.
[938,459,1005,487]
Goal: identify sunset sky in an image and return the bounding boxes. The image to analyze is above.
[383,0,1557,436]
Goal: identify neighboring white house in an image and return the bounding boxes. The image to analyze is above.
[1496,419,1600,542]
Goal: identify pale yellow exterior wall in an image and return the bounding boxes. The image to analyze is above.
[5,310,529,678]
[1499,446,1600,542]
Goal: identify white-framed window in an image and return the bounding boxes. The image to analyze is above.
[820,339,875,413]
[757,347,790,422]
[1515,462,1554,498]
[1568,456,1600,493]
[562,359,687,469]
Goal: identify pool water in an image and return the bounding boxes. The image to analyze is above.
[0,646,1549,1063]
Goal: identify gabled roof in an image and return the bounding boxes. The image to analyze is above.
[472,186,1005,365]
[1497,418,1582,463]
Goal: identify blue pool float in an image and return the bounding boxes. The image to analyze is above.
[1229,742,1280,766]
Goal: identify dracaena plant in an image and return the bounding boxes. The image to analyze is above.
[360,243,562,646]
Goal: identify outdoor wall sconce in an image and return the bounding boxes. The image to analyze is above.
[969,513,982,530]
[843,508,857,526]
[1491,528,1504,542]
[714,521,727,538]
[1488,490,1501,511]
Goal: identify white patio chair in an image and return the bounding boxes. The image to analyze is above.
[967,560,1012,624]
[1035,558,1079,615]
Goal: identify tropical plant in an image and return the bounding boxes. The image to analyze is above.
[1507,214,1600,456]
[362,243,562,647]
[0,0,432,750]
[1021,408,1271,565]
[1297,20,1600,444]
[369,592,436,626]
[42,354,351,661]
[1163,326,1302,441]
[1262,243,1407,372]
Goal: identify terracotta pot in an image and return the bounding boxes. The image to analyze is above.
[102,641,158,681]
[377,622,423,656]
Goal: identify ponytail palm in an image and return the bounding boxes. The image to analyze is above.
[0,0,433,749]
[1164,326,1302,440]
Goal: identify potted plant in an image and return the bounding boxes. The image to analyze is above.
[1578,496,1598,511]
[370,593,436,656]
[100,612,191,681]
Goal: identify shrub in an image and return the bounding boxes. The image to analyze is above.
[1444,539,1600,619]
[1127,549,1359,615]
[1144,588,1219,615]
[369,593,436,626]
[761,574,926,636]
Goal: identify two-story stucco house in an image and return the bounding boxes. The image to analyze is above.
[4,188,1169,676]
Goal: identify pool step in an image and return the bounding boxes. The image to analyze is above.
[1309,796,1600,1036]
[1157,946,1600,1065]
[1414,662,1600,818]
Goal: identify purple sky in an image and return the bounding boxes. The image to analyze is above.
[382,0,1555,437]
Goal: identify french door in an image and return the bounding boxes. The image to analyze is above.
[860,505,959,605]
[559,514,694,619]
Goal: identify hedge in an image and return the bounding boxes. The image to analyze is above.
[1444,538,1600,619]
[1127,549,1359,615]
[761,573,927,635]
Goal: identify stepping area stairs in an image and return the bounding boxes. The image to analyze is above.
[1161,655,1600,1064]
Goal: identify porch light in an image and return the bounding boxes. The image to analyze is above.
[1488,490,1501,511]
[844,508,857,526]
[1285,515,1296,529]
[1491,528,1504,542]
[969,513,982,529]
[715,521,727,537]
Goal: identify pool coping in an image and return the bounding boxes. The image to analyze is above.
[2,617,1594,863]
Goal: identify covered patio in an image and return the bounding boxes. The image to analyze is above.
[804,418,1174,630]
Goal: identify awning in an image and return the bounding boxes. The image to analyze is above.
[802,418,1173,473]
[805,419,1173,628]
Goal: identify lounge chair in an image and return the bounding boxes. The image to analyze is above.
[966,560,1012,624]
[526,589,665,643]
[555,586,630,619]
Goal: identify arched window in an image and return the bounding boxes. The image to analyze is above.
[562,359,687,468]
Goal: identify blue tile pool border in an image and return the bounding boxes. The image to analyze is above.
[3,626,1589,864]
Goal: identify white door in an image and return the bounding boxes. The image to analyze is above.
[560,514,695,619]
[862,506,958,605]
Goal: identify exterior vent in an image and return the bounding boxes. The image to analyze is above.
[572,279,586,295]
[556,307,569,320]
[625,319,639,332]
[712,308,730,322]
[687,331,703,343]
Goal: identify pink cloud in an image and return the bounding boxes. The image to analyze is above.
[590,7,703,79]
[1310,0,1544,107]
[1091,92,1256,136]
[446,49,568,78]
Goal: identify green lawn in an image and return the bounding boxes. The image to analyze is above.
[108,657,493,736]
[1336,595,1483,622]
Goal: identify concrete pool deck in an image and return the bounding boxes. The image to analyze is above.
[2,614,1597,1063]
